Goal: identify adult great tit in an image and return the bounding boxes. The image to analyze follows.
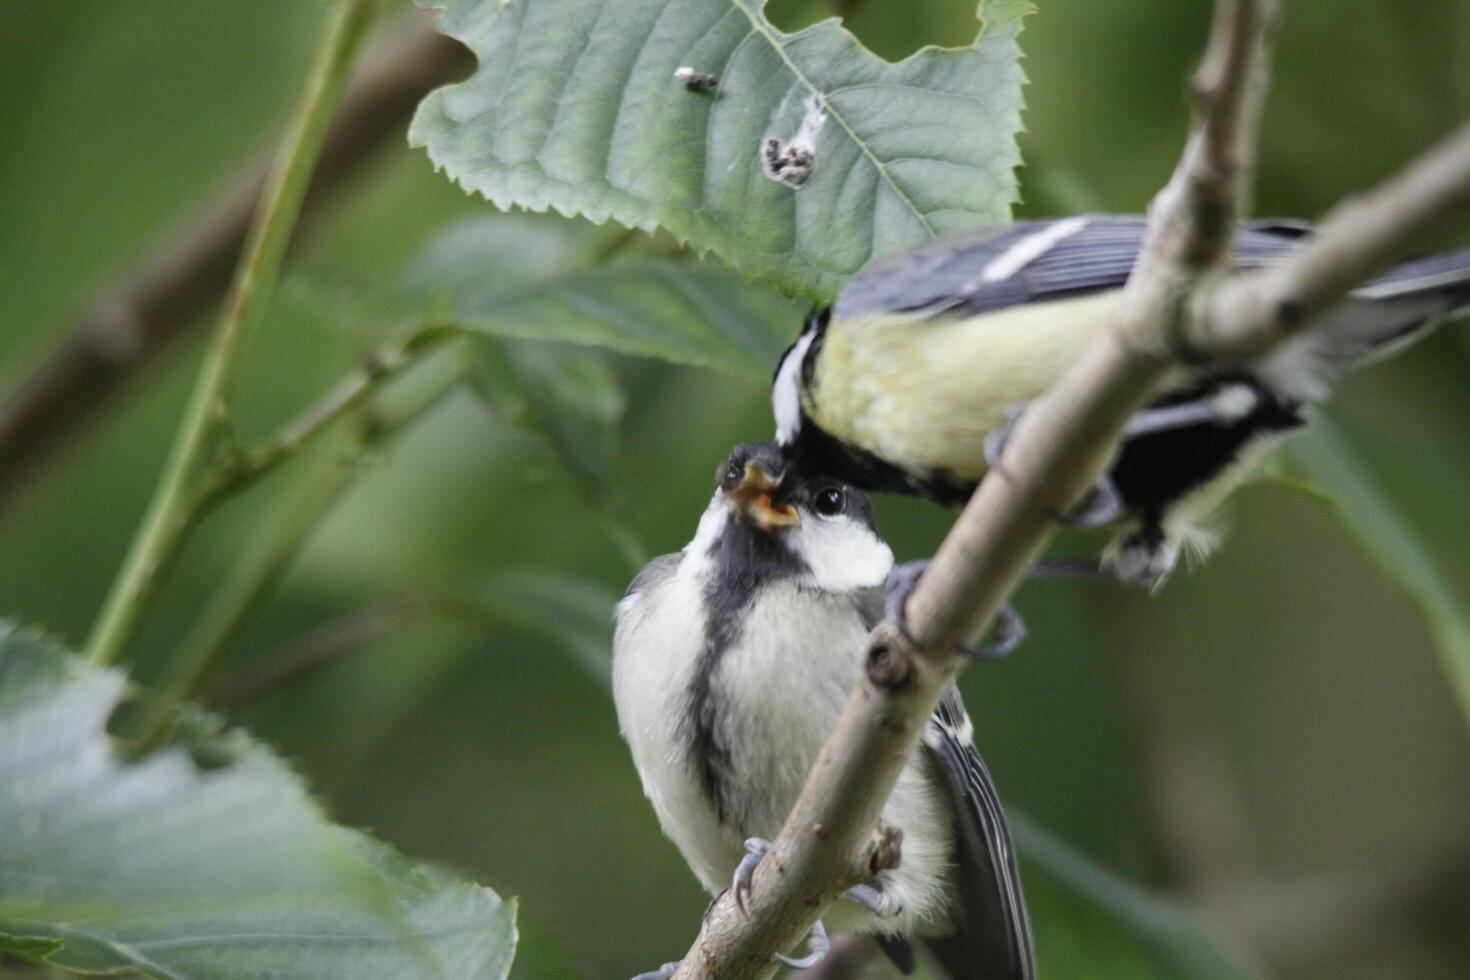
[773,215,1470,583]
[613,442,1034,980]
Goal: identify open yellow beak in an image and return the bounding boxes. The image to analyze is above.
[728,461,799,531]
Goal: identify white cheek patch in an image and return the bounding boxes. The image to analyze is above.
[774,330,815,445]
[793,517,894,592]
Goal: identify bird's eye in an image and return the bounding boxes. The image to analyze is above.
[813,486,845,517]
[722,463,742,485]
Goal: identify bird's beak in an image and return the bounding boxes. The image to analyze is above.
[728,462,800,532]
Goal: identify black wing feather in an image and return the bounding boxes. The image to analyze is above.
[921,692,1036,980]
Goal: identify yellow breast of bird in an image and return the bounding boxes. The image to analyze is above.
[807,292,1122,482]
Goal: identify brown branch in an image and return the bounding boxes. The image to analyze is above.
[663,3,1470,976]
[676,9,1280,976]
[909,0,1279,706]
[0,13,471,518]
[1199,118,1470,360]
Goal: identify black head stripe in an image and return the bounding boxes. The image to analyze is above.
[687,441,808,824]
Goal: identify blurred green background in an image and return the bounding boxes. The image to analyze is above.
[2,1,1469,977]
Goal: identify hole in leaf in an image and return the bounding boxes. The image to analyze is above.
[105,692,144,741]
[763,0,977,62]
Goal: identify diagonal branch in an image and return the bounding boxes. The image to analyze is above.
[671,2,1470,976]
[0,14,471,519]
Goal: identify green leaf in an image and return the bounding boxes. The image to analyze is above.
[0,931,65,962]
[1013,816,1258,979]
[451,259,800,381]
[285,226,805,382]
[468,340,631,513]
[459,572,620,686]
[1285,420,1470,729]
[410,0,1029,299]
[467,339,651,568]
[0,622,517,980]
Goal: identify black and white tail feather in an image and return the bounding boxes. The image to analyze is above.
[918,694,1036,980]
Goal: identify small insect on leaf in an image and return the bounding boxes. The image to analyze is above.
[674,65,719,90]
[761,96,827,189]
[762,138,815,188]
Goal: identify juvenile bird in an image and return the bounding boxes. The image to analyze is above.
[774,215,1470,584]
[613,441,1034,979]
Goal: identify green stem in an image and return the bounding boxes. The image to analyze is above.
[130,444,359,751]
[203,323,458,509]
[85,0,376,666]
[130,369,465,748]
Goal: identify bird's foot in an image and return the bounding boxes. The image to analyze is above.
[1124,384,1262,439]
[885,561,1026,660]
[844,881,902,918]
[631,962,681,980]
[1029,557,1108,579]
[983,404,1124,528]
[732,836,772,916]
[1031,555,1170,589]
[1058,476,1125,528]
[981,404,1029,471]
[777,919,830,969]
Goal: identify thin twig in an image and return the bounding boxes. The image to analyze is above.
[130,366,464,746]
[1199,119,1470,360]
[219,323,458,497]
[84,0,378,667]
[206,601,422,707]
[130,441,363,750]
[0,15,470,518]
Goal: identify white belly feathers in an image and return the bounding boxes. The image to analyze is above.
[613,563,954,937]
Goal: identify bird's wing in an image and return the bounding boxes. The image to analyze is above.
[626,552,680,597]
[854,585,886,633]
[919,690,1036,980]
[615,553,681,623]
[834,215,1304,320]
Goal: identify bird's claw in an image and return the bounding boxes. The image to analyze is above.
[884,561,1026,660]
[970,604,1026,660]
[1057,475,1124,528]
[844,881,901,918]
[631,962,681,980]
[732,836,771,917]
[982,404,1029,470]
[776,918,830,969]
[731,842,834,969]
